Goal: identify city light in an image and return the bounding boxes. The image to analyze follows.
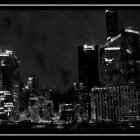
[83,44,95,51]
[125,28,140,35]
[105,47,120,50]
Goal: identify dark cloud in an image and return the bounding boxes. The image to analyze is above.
[58,68,71,87]
[2,15,13,29]
[34,52,47,72]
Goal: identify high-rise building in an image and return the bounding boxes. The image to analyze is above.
[101,34,125,86]
[121,27,140,87]
[105,10,119,40]
[89,10,140,123]
[101,27,140,87]
[78,43,100,92]
[0,50,20,91]
[0,50,20,120]
[91,86,139,122]
[73,82,90,122]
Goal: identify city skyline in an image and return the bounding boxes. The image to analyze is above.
[0,9,140,93]
[0,6,140,134]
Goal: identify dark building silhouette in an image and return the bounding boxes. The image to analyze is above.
[73,82,90,121]
[121,27,140,87]
[105,10,119,40]
[19,85,29,112]
[78,43,100,92]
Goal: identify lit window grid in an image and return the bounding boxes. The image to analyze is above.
[91,86,139,122]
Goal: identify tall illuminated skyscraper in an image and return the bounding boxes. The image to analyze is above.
[101,34,124,86]
[121,27,140,87]
[0,50,20,119]
[105,10,119,40]
[101,27,140,87]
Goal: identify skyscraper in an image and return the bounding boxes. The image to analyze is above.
[73,82,91,122]
[121,27,140,87]
[91,85,139,122]
[0,50,20,119]
[0,50,20,91]
[101,34,124,86]
[105,10,119,40]
[78,43,100,92]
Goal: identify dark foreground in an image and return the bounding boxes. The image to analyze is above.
[0,121,140,134]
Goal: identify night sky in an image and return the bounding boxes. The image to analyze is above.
[0,8,140,93]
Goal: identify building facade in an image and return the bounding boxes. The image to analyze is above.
[38,96,54,120]
[121,27,140,87]
[0,50,20,120]
[91,86,139,122]
[59,103,74,123]
[73,82,91,122]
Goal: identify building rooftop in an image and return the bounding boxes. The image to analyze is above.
[0,50,13,57]
[83,44,96,51]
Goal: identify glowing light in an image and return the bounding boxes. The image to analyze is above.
[105,58,114,62]
[107,36,111,40]
[136,60,140,63]
[5,92,11,95]
[125,28,140,34]
[0,50,13,56]
[5,50,13,54]
[126,49,132,54]
[4,104,14,107]
[110,34,121,42]
[1,60,5,66]
[0,91,10,94]
[105,47,120,50]
[0,112,4,114]
[83,44,95,51]
[0,53,9,56]
[105,10,116,13]
[28,77,33,81]
[105,10,109,12]
[25,86,29,89]
[4,103,13,105]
